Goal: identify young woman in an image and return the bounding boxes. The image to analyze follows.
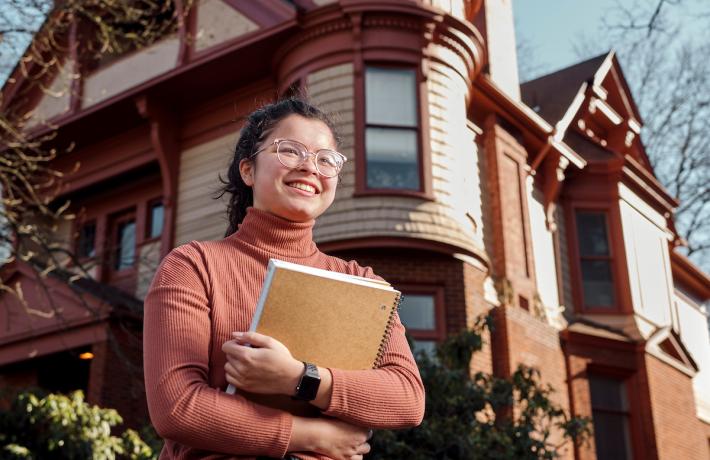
[143,98,425,460]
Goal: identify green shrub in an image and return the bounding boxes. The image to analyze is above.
[0,390,156,460]
[369,316,591,459]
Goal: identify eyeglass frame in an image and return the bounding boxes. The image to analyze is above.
[249,138,347,178]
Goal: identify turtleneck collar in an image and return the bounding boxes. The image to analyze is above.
[231,207,318,258]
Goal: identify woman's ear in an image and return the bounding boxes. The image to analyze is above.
[239,158,255,187]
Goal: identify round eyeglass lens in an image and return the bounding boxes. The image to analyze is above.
[276,140,343,177]
[315,151,343,177]
[276,141,303,167]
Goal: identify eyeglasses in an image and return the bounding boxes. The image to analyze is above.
[250,138,347,178]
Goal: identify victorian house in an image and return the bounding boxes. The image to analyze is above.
[1,1,709,458]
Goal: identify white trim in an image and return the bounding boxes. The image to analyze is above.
[589,97,623,126]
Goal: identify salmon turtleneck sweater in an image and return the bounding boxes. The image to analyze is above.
[143,207,425,459]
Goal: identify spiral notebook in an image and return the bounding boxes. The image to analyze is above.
[226,258,401,398]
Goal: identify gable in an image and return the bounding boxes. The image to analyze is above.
[646,326,699,377]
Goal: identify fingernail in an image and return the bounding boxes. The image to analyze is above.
[233,332,244,337]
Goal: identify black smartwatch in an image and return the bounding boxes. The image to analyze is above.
[293,362,320,401]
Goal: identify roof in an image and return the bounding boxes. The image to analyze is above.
[521,53,609,126]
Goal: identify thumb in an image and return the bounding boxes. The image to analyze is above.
[233,331,273,348]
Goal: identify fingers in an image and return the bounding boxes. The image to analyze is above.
[356,442,371,455]
[233,331,273,348]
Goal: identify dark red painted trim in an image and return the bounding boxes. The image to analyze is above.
[670,251,710,300]
[355,62,433,198]
[20,20,297,143]
[564,202,633,315]
[135,95,180,257]
[68,21,82,114]
[175,0,191,65]
[395,284,446,342]
[319,236,489,267]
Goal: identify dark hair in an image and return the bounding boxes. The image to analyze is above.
[218,97,339,236]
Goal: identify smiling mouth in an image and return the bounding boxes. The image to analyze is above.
[287,182,318,194]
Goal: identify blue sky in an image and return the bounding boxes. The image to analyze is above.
[513,0,709,81]
[512,0,618,80]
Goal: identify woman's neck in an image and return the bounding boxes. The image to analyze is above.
[231,207,318,258]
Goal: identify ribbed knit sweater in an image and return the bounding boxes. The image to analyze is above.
[143,208,425,459]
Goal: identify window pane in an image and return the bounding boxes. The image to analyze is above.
[589,375,628,411]
[576,212,610,256]
[399,294,436,330]
[589,375,633,460]
[591,411,633,460]
[78,222,96,258]
[366,128,419,189]
[114,220,135,270]
[365,67,417,127]
[411,340,437,358]
[581,260,615,307]
[150,202,164,239]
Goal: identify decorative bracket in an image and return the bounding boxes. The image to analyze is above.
[541,150,569,232]
[135,95,180,257]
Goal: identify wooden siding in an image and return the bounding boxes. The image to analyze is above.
[194,0,258,53]
[28,59,74,127]
[312,62,484,255]
[175,132,234,245]
[82,36,180,107]
[426,0,467,21]
[135,241,161,299]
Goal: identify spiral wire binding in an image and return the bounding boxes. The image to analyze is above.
[373,292,403,368]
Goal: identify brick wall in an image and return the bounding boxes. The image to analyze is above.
[496,305,573,458]
[481,117,537,310]
[646,355,709,460]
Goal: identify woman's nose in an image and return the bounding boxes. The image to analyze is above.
[299,153,319,174]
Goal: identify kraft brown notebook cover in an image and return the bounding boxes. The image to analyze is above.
[225,259,401,414]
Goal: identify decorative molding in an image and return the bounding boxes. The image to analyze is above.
[135,95,180,257]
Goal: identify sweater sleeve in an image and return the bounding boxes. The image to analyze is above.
[143,244,292,457]
[322,264,425,429]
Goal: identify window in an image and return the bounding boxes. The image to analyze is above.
[364,67,420,190]
[147,200,164,239]
[588,374,633,460]
[77,221,97,259]
[575,211,615,308]
[398,292,441,357]
[110,212,136,271]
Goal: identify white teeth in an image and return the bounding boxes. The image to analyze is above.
[289,183,316,193]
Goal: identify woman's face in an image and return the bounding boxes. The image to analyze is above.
[239,114,339,222]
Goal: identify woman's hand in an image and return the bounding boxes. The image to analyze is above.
[222,332,303,395]
[290,416,372,460]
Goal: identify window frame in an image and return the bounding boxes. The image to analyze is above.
[355,62,433,199]
[586,370,636,460]
[107,208,138,275]
[397,285,446,345]
[74,219,98,261]
[568,205,627,314]
[145,197,165,241]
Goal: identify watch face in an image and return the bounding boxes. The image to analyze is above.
[296,362,321,401]
[305,363,319,379]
